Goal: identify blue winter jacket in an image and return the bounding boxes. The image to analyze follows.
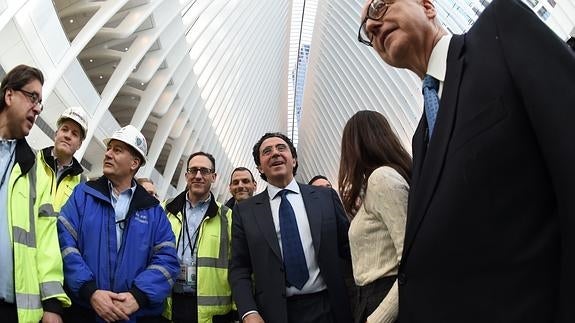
[57,176,179,321]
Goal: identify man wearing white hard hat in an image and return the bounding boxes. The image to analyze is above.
[58,125,179,322]
[37,106,88,211]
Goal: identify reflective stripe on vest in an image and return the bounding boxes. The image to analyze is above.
[12,165,37,248]
[197,211,229,269]
[38,204,57,217]
[40,281,66,299]
[15,292,42,310]
[197,295,232,306]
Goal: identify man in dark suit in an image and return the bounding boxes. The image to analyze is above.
[229,132,352,323]
[359,0,575,321]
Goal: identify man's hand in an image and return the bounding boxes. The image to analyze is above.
[41,311,63,323]
[243,312,265,323]
[90,290,130,322]
[113,292,140,316]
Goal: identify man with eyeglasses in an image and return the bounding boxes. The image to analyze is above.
[0,64,71,322]
[162,151,235,323]
[58,125,179,322]
[359,0,575,322]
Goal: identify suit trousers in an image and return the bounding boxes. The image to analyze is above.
[286,290,333,323]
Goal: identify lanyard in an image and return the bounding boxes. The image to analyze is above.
[0,148,15,189]
[178,205,202,258]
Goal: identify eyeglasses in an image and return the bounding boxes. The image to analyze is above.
[358,0,392,47]
[15,89,44,112]
[187,167,214,176]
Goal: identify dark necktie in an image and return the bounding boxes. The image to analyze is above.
[422,75,440,138]
[276,189,309,289]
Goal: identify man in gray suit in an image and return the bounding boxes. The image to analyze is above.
[229,132,352,323]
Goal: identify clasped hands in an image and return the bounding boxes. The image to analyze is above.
[90,290,139,322]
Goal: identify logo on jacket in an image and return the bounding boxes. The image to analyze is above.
[134,212,148,224]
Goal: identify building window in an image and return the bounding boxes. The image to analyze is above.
[525,0,539,7]
[547,0,556,7]
[537,6,550,20]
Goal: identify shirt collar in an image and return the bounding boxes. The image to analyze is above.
[0,139,16,151]
[51,148,73,169]
[426,34,452,82]
[186,192,211,209]
[0,138,16,144]
[108,179,137,198]
[266,177,300,200]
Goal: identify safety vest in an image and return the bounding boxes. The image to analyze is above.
[37,147,84,211]
[8,140,71,322]
[162,191,233,323]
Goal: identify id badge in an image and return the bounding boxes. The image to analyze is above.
[179,263,196,286]
[177,264,187,282]
[186,265,196,284]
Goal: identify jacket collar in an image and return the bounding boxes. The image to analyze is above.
[87,175,159,213]
[41,146,84,177]
[15,138,35,175]
[166,190,219,222]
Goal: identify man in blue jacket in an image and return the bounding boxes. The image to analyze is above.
[58,125,179,322]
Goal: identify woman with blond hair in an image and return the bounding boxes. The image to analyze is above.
[339,110,411,323]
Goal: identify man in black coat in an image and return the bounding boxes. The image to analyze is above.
[359,0,575,321]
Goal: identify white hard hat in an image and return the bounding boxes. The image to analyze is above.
[104,125,148,166]
[58,106,89,138]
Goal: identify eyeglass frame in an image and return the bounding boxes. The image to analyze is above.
[14,88,44,112]
[186,167,215,176]
[358,0,392,47]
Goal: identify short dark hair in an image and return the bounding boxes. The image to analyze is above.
[308,175,329,186]
[1,64,44,113]
[187,151,216,171]
[229,167,255,184]
[252,132,298,181]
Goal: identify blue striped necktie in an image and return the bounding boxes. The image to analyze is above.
[276,189,309,289]
[422,75,440,138]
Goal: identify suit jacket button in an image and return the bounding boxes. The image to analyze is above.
[398,273,407,285]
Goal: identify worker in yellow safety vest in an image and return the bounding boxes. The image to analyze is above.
[37,106,89,211]
[163,151,236,323]
[0,64,71,322]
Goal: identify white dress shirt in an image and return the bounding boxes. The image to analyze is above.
[426,34,452,98]
[266,178,326,296]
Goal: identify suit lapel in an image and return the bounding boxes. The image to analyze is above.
[253,190,282,261]
[404,34,466,259]
[409,112,428,197]
[300,184,322,255]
